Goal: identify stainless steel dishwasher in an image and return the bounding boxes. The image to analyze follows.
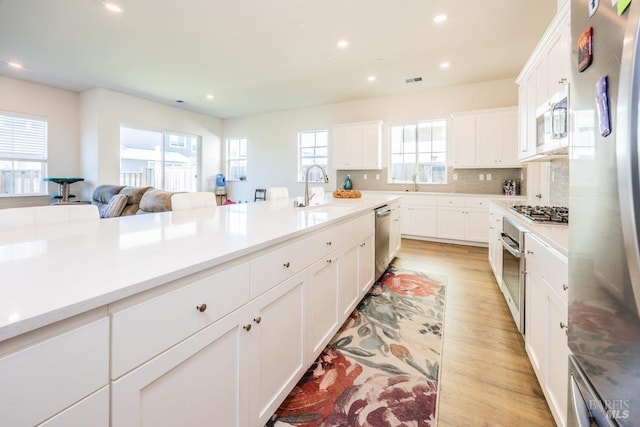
[375,204,392,281]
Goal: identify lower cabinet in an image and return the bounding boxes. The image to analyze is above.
[308,252,340,359]
[358,232,375,295]
[40,387,109,427]
[436,206,489,243]
[248,271,307,426]
[111,307,250,427]
[389,201,402,259]
[401,205,437,237]
[488,205,504,285]
[524,233,569,427]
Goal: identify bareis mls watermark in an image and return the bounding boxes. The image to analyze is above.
[589,399,631,420]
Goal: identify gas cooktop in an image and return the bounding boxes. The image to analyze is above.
[510,205,569,224]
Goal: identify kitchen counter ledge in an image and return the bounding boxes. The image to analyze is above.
[0,195,398,341]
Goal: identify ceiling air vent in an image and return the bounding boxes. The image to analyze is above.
[405,77,423,84]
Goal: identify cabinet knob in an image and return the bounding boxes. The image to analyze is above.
[243,324,252,331]
[283,262,290,268]
[196,304,207,312]
[253,316,262,324]
[326,241,332,246]
[526,250,534,255]
[360,242,366,247]
[562,284,568,291]
[326,259,333,264]
[560,322,568,330]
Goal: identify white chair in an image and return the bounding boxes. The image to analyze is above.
[265,187,289,200]
[0,204,99,228]
[171,192,217,211]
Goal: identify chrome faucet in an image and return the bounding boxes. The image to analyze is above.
[303,164,329,207]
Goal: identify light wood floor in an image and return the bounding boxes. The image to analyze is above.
[392,239,555,427]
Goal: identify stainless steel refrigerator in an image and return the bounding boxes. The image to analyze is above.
[569,0,640,425]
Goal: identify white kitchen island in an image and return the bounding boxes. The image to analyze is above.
[0,194,399,427]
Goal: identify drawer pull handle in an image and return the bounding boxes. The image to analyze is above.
[243,324,252,331]
[526,250,534,255]
[560,322,568,330]
[253,316,262,324]
[283,262,290,268]
[562,284,568,291]
[196,304,207,312]
[326,241,332,246]
[360,242,366,247]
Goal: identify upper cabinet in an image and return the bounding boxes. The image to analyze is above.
[451,107,519,169]
[516,5,570,162]
[332,121,383,170]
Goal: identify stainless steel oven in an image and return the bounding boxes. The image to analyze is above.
[501,216,526,334]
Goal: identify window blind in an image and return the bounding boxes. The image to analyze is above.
[0,113,48,160]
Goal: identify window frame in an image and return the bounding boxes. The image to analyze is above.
[388,119,448,185]
[0,111,48,196]
[297,129,328,183]
[225,137,248,181]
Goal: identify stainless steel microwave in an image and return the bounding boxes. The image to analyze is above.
[535,84,569,156]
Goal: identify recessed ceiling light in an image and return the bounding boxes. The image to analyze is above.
[103,2,123,13]
[367,75,376,82]
[206,94,215,100]
[433,14,447,23]
[440,62,450,69]
[8,61,23,69]
[337,40,350,49]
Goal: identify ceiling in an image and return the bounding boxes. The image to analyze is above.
[0,0,557,119]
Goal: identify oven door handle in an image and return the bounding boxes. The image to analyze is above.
[501,233,522,258]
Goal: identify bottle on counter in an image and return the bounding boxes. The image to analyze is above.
[342,174,353,190]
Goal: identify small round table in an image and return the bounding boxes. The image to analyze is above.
[43,177,84,203]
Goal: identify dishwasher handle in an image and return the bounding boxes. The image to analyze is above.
[375,206,392,217]
[500,233,522,258]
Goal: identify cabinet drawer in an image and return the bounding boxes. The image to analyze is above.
[466,198,490,209]
[400,194,437,207]
[437,196,465,207]
[250,238,310,298]
[540,247,568,303]
[111,263,249,378]
[0,318,109,427]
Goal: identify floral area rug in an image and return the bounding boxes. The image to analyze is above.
[266,265,447,427]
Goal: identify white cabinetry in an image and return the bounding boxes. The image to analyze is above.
[248,272,307,426]
[308,253,340,358]
[524,233,569,427]
[400,194,438,238]
[436,196,489,243]
[452,107,519,168]
[333,121,383,170]
[389,200,401,259]
[516,5,569,162]
[111,308,250,427]
[488,205,504,287]
[0,317,109,427]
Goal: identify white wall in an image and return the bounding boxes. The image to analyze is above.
[79,89,223,199]
[0,76,80,208]
[223,78,518,202]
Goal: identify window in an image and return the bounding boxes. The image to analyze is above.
[0,112,48,195]
[298,130,328,182]
[120,127,200,192]
[226,137,247,181]
[389,120,447,184]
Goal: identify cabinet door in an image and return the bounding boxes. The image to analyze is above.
[498,109,519,166]
[308,254,340,359]
[546,15,569,96]
[524,71,539,159]
[525,235,545,377]
[488,207,504,282]
[465,209,489,243]
[452,116,476,167]
[475,114,500,166]
[389,205,401,259]
[39,387,109,427]
[436,207,465,240]
[361,123,382,169]
[400,206,412,235]
[332,127,354,169]
[248,272,307,426]
[339,241,360,318]
[411,206,438,237]
[535,57,549,108]
[111,308,249,427]
[546,286,569,427]
[358,232,375,295]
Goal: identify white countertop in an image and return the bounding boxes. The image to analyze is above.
[490,200,569,257]
[0,195,398,342]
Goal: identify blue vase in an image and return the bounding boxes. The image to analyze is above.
[343,174,353,190]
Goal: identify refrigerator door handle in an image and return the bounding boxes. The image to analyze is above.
[570,375,593,427]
